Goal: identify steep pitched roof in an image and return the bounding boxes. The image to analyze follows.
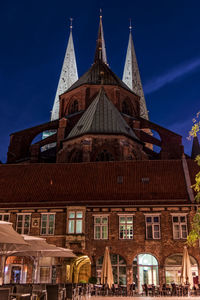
[67,60,132,93]
[0,160,194,207]
[122,30,148,120]
[66,88,139,141]
[51,27,78,120]
[191,136,200,159]
[94,14,107,64]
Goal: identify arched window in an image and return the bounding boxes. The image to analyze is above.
[133,254,158,293]
[96,254,126,285]
[122,100,131,115]
[69,100,79,114]
[96,149,114,161]
[165,254,198,284]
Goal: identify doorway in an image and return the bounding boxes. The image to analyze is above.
[11,265,21,283]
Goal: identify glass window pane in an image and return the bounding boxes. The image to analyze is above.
[153,216,159,223]
[95,218,100,224]
[0,215,2,220]
[111,254,117,265]
[127,217,133,223]
[95,226,100,239]
[147,225,153,239]
[102,217,108,224]
[4,215,9,221]
[76,220,82,233]
[18,215,23,221]
[42,215,47,221]
[69,220,74,233]
[146,217,152,223]
[69,212,75,218]
[49,214,55,221]
[180,216,186,223]
[102,226,108,239]
[120,217,125,223]
[173,216,178,223]
[76,212,82,218]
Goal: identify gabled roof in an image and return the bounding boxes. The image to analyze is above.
[67,60,132,93]
[66,88,139,141]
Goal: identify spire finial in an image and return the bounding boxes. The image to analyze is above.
[129,19,132,32]
[100,8,102,19]
[70,17,73,32]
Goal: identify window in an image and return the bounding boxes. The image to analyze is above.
[96,149,114,161]
[0,213,10,222]
[172,214,188,239]
[68,211,83,234]
[96,254,126,285]
[145,215,160,239]
[122,100,131,115]
[94,216,108,239]
[16,214,31,234]
[119,215,133,239]
[41,213,55,235]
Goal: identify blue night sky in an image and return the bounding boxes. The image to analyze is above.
[0,0,200,162]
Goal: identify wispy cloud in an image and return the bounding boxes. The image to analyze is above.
[144,57,200,95]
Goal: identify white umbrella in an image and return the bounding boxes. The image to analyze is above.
[101,247,114,289]
[0,221,27,284]
[181,246,193,285]
[10,235,76,283]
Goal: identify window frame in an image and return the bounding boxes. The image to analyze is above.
[118,214,134,240]
[93,215,109,240]
[171,213,188,240]
[0,213,10,222]
[16,213,31,235]
[144,214,161,240]
[68,211,83,234]
[40,213,55,236]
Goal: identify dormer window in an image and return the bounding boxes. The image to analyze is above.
[122,100,131,115]
[69,100,79,114]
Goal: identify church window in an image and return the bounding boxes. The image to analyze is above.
[0,213,10,222]
[171,213,188,239]
[16,214,31,235]
[94,215,108,239]
[145,214,161,239]
[122,100,131,115]
[96,149,114,161]
[68,211,83,234]
[69,100,79,114]
[119,215,134,239]
[41,213,55,235]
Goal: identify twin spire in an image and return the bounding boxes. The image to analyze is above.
[50,15,148,121]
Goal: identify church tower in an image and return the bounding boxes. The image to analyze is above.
[122,23,148,120]
[51,19,78,121]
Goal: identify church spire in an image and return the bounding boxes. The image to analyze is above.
[122,22,149,120]
[51,19,78,120]
[191,136,200,159]
[94,10,107,64]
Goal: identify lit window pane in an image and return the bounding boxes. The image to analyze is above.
[95,218,101,224]
[76,212,82,218]
[76,220,82,233]
[102,218,108,224]
[102,226,108,239]
[120,217,125,223]
[95,226,100,239]
[127,217,133,223]
[69,220,74,233]
[69,212,75,218]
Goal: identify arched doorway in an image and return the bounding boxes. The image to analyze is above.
[96,254,126,285]
[165,254,198,284]
[133,254,159,293]
[71,255,91,283]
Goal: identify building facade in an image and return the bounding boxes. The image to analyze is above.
[1,16,200,291]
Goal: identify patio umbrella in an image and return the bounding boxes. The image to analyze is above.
[0,221,27,284]
[101,246,114,289]
[10,235,76,283]
[181,246,193,285]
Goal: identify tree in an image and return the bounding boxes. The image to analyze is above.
[187,112,200,246]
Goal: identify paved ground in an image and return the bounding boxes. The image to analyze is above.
[90,297,196,300]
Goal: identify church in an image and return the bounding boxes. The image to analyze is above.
[0,14,200,291]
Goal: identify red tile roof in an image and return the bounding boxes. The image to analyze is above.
[0,160,197,208]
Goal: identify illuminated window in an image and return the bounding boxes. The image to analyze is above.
[145,215,161,239]
[16,214,31,234]
[68,211,83,234]
[172,214,188,239]
[41,213,55,235]
[94,216,108,239]
[0,213,10,222]
[119,215,133,239]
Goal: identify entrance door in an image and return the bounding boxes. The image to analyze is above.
[11,266,21,283]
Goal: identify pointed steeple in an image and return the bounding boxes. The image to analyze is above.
[51,19,78,120]
[122,23,149,120]
[94,11,107,64]
[191,136,200,159]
